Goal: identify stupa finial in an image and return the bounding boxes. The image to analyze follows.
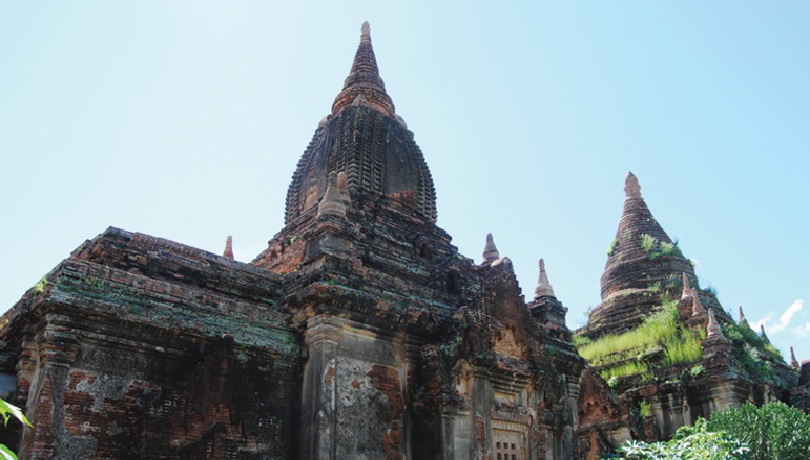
[624,171,641,198]
[361,21,371,42]
[534,258,556,298]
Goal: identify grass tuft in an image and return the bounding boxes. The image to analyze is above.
[577,300,705,383]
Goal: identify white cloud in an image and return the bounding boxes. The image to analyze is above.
[768,299,803,334]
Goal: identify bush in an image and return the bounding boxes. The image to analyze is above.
[618,418,749,460]
[618,402,810,460]
[707,402,810,460]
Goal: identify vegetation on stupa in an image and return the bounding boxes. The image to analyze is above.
[574,300,703,385]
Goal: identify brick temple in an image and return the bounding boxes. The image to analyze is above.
[1,22,808,459]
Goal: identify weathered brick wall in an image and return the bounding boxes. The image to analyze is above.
[1,228,302,459]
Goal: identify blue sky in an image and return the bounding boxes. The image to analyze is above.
[2,2,809,362]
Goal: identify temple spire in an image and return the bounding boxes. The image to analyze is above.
[332,21,395,117]
[534,258,555,298]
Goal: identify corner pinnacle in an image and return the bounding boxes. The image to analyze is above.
[482,233,500,264]
[534,258,556,298]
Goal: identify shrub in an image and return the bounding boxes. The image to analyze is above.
[707,402,810,460]
[619,418,749,459]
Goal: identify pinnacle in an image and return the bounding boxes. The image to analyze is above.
[707,308,725,340]
[223,236,234,260]
[482,233,500,264]
[534,258,556,298]
[317,171,348,218]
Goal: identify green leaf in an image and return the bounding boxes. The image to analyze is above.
[0,399,32,428]
[0,444,18,460]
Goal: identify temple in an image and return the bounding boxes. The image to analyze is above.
[0,22,807,460]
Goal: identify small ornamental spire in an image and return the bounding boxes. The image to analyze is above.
[317,171,347,218]
[682,272,691,299]
[707,308,724,340]
[223,236,234,260]
[624,171,642,198]
[690,288,705,316]
[534,258,556,298]
[482,233,500,264]
[760,324,770,343]
[791,346,800,370]
[739,306,749,327]
[337,171,351,205]
[360,20,371,42]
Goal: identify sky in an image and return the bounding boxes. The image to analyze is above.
[2,2,809,363]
